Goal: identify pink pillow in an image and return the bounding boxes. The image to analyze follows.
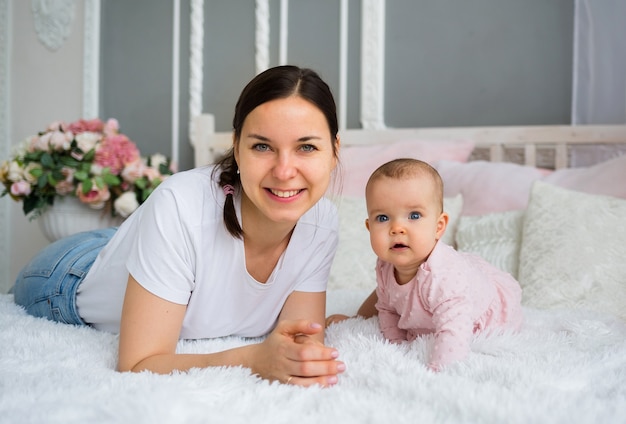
[436,160,545,216]
[543,154,626,199]
[436,154,626,216]
[340,138,475,196]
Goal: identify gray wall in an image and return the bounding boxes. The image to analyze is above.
[101,0,573,172]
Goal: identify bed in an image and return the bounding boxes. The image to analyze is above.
[2,118,625,423]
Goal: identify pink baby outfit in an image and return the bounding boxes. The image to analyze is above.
[375,241,523,371]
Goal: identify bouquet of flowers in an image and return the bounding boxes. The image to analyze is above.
[0,118,175,219]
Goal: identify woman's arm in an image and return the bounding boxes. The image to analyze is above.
[279,291,327,343]
[118,276,344,387]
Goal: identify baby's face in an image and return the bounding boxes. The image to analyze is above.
[365,175,446,272]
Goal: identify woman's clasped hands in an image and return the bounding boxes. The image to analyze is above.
[250,320,345,387]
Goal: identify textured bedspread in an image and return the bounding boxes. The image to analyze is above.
[1,290,625,424]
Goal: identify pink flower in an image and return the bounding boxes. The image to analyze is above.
[10,180,32,196]
[39,130,72,151]
[76,181,111,209]
[103,118,120,136]
[46,121,68,132]
[54,168,76,195]
[68,118,104,135]
[120,158,146,183]
[143,167,161,181]
[94,134,140,174]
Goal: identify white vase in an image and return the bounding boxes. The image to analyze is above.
[38,196,124,242]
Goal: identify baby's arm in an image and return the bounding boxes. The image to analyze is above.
[325,289,379,327]
[427,295,473,371]
[377,307,407,343]
[375,286,407,342]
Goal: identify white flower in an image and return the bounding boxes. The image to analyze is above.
[7,161,25,182]
[90,164,104,176]
[113,191,139,218]
[23,163,40,184]
[75,131,101,153]
[150,153,168,170]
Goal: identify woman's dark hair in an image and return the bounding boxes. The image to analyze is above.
[213,65,340,239]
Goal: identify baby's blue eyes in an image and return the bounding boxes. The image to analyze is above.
[375,212,421,222]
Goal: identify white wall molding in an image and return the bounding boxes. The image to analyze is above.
[82,0,100,119]
[338,0,348,130]
[188,0,204,149]
[0,0,11,289]
[188,0,204,128]
[31,0,76,51]
[279,0,288,65]
[255,0,270,74]
[360,0,386,129]
[171,0,181,165]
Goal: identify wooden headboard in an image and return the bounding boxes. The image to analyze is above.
[191,114,626,170]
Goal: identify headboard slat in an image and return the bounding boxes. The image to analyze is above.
[191,114,626,169]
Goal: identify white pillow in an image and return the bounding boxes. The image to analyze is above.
[441,194,464,247]
[455,210,524,278]
[328,195,463,291]
[518,181,626,321]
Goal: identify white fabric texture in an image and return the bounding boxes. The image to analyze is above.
[573,0,626,125]
[455,210,524,278]
[79,166,339,338]
[518,181,626,321]
[328,195,463,291]
[1,292,625,423]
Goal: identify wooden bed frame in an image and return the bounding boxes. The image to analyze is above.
[191,114,626,170]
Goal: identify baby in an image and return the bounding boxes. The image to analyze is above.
[339,158,523,371]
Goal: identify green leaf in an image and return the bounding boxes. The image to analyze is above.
[23,195,39,216]
[83,148,96,162]
[94,176,104,189]
[51,169,64,181]
[141,188,153,202]
[24,151,44,162]
[37,174,48,189]
[82,179,93,194]
[103,174,120,186]
[47,173,58,186]
[40,153,54,168]
[74,170,88,181]
[135,177,147,190]
[59,156,81,168]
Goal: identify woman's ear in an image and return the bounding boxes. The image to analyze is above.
[232,132,239,165]
[332,135,341,170]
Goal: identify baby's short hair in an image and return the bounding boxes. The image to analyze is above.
[366,158,444,212]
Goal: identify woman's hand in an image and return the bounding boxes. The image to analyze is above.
[247,319,345,387]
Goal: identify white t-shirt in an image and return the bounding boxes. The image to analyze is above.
[77,166,339,339]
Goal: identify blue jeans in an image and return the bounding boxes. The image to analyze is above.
[13,227,116,325]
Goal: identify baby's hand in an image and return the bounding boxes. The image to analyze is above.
[325,314,350,327]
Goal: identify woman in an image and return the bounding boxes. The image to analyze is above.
[13,65,345,387]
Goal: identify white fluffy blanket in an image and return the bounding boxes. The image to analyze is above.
[1,290,625,424]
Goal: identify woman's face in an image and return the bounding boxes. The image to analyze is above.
[234,96,337,227]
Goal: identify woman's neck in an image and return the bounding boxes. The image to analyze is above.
[239,195,296,283]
